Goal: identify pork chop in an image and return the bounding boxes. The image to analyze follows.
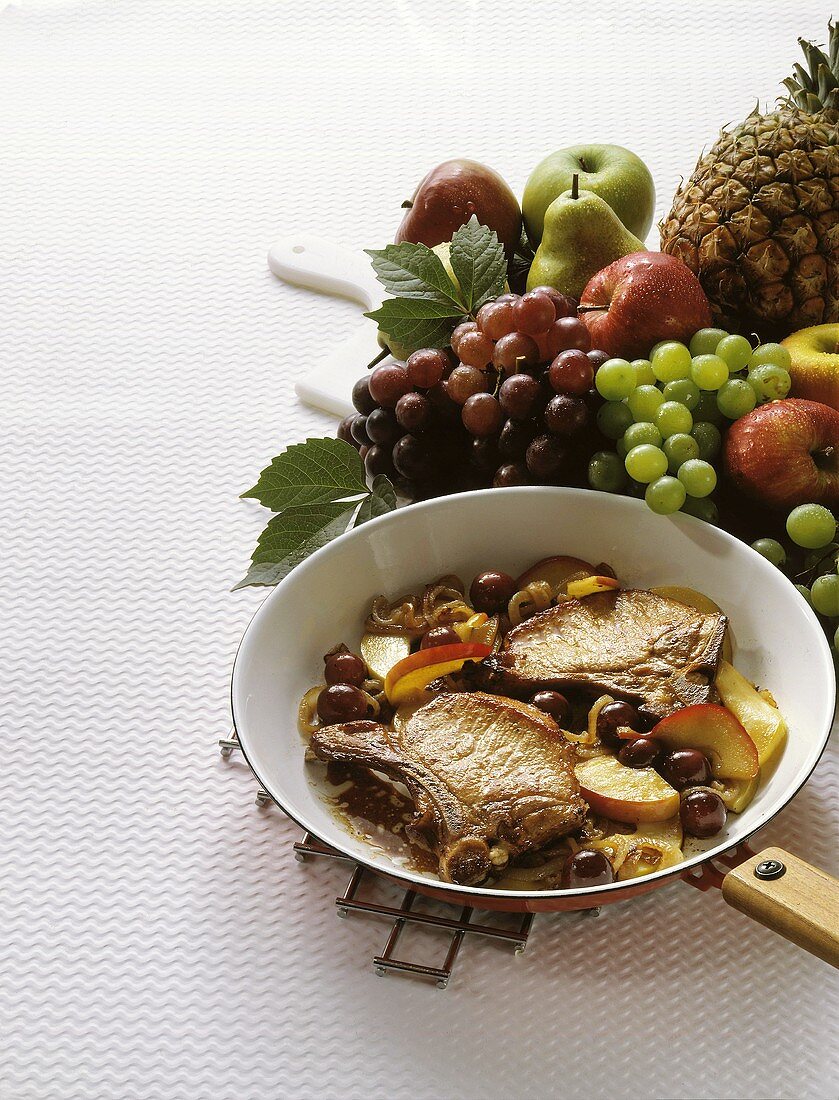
[483,588,726,719]
[309,691,586,886]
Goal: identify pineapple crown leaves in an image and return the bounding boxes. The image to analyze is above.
[780,20,839,113]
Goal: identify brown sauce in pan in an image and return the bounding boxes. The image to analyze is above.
[324,762,438,874]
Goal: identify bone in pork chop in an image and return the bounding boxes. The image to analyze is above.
[309,691,586,886]
[483,589,726,719]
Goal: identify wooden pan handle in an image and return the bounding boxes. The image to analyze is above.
[722,846,839,967]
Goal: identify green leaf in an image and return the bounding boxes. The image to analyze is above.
[241,437,367,511]
[449,216,507,311]
[365,242,463,308]
[354,475,397,526]
[364,298,464,353]
[233,500,358,590]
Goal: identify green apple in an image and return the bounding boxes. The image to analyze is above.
[523,144,655,248]
[782,324,839,409]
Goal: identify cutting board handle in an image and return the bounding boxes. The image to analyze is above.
[722,845,839,967]
[267,235,383,309]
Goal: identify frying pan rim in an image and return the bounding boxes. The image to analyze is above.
[230,486,836,904]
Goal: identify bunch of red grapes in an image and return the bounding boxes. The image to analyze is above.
[339,287,610,498]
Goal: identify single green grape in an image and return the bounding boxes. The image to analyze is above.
[645,475,686,515]
[751,538,786,567]
[628,384,665,423]
[596,400,633,440]
[596,358,637,401]
[810,573,839,617]
[663,432,700,472]
[749,342,792,371]
[654,400,693,438]
[632,359,656,387]
[716,334,753,372]
[689,328,729,356]
[717,378,757,419]
[748,363,791,401]
[625,443,668,484]
[623,421,663,450]
[694,391,724,426]
[662,378,700,411]
[691,421,722,462]
[690,354,729,391]
[651,341,692,383]
[682,495,719,523]
[588,451,627,493]
[678,458,717,498]
[786,503,837,549]
[616,436,629,459]
[795,583,814,607]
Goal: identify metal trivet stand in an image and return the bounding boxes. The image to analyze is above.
[221,729,599,989]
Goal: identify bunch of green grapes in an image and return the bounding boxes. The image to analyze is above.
[751,504,839,648]
[586,328,793,518]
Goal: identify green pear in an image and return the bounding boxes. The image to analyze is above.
[526,183,646,300]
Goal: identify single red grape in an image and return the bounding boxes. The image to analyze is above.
[458,330,495,369]
[352,375,377,415]
[324,651,366,686]
[493,463,529,487]
[477,299,517,340]
[544,394,589,435]
[451,321,477,356]
[369,364,412,408]
[350,414,372,447]
[492,332,539,371]
[469,570,517,613]
[447,365,488,405]
[337,414,357,447]
[514,291,556,336]
[406,348,447,389]
[395,392,431,433]
[549,350,594,395]
[587,349,611,370]
[365,407,399,444]
[462,393,502,437]
[547,316,591,356]
[499,373,542,419]
[420,626,461,650]
[365,444,396,478]
[526,434,567,479]
[499,418,538,458]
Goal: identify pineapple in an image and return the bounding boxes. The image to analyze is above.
[660,21,838,340]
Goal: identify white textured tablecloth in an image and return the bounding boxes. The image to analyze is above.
[2,2,838,1097]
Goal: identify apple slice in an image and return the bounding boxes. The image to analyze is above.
[566,575,620,598]
[360,632,411,682]
[575,755,680,823]
[516,555,596,592]
[651,585,733,663]
[651,703,759,780]
[716,774,759,813]
[384,642,492,704]
[714,659,787,767]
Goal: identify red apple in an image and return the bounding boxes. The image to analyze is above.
[579,252,712,359]
[724,398,839,508]
[395,159,522,261]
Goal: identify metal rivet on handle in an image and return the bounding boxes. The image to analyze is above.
[755,858,786,881]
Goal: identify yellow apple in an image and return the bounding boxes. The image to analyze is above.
[782,324,839,409]
[575,754,680,823]
[714,659,787,766]
[652,703,759,780]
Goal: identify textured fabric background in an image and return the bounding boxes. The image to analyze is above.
[1,2,837,1097]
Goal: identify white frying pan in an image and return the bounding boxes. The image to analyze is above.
[268,236,385,417]
[231,487,839,966]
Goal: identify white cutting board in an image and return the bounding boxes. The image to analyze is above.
[268,236,386,417]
